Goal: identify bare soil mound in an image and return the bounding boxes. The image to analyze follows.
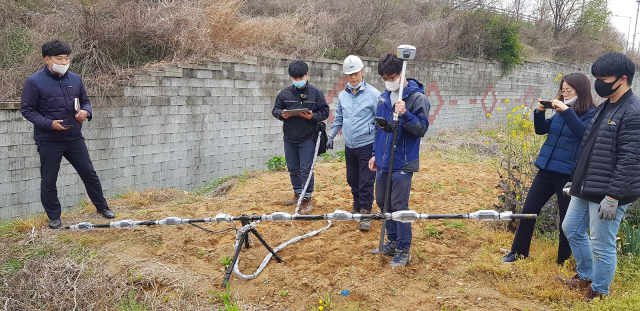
[63,157,553,310]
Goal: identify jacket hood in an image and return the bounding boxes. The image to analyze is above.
[403,78,424,97]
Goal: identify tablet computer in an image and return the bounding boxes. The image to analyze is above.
[282,108,310,116]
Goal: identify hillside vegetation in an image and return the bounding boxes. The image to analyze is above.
[0,0,632,100]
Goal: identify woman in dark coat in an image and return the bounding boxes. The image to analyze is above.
[501,73,597,265]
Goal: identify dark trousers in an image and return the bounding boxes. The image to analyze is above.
[36,139,109,220]
[345,144,376,212]
[375,170,413,250]
[510,169,572,264]
[283,139,315,196]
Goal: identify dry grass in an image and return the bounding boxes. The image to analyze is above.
[0,234,212,310]
[111,188,185,208]
[11,216,49,233]
[0,188,234,310]
[2,0,631,100]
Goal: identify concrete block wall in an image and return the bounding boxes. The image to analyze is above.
[2,57,638,218]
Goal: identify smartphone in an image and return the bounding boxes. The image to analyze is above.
[374,117,389,127]
[60,124,75,128]
[373,117,393,133]
[539,100,554,109]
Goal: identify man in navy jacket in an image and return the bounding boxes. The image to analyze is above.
[21,40,115,229]
[272,61,329,215]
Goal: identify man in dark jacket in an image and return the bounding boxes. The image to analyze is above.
[21,40,115,229]
[369,53,430,267]
[558,53,640,300]
[272,61,329,215]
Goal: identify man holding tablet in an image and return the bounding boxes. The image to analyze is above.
[272,61,329,215]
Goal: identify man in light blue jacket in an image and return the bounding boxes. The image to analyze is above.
[327,55,381,231]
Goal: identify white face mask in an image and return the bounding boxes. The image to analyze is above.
[564,96,578,106]
[52,63,70,75]
[347,80,363,90]
[385,77,401,92]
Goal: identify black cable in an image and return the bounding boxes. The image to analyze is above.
[189,223,237,235]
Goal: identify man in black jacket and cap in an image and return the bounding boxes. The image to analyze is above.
[558,52,640,300]
[272,61,329,215]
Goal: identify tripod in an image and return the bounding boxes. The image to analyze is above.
[223,215,285,287]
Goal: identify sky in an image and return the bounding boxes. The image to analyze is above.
[610,0,640,51]
[497,0,639,51]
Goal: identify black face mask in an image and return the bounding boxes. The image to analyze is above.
[594,78,621,98]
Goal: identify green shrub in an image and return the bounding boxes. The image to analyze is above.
[625,200,640,226]
[458,10,523,74]
[208,284,239,311]
[423,223,442,240]
[618,220,640,256]
[486,15,523,73]
[266,156,286,171]
[118,291,148,311]
[494,105,544,219]
[219,256,232,269]
[320,152,335,162]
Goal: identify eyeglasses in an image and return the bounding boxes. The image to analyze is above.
[381,74,399,82]
[561,89,574,95]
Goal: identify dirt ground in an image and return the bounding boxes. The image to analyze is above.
[62,156,554,311]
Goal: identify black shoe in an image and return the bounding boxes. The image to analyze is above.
[48,218,62,229]
[390,248,411,267]
[359,209,371,231]
[99,209,116,219]
[372,240,397,256]
[501,253,517,263]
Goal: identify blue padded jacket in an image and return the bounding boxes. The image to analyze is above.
[533,107,595,175]
[21,65,93,142]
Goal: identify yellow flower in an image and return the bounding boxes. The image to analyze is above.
[505,99,510,103]
[319,306,324,310]
[558,74,563,78]
[508,114,512,118]
[497,107,501,111]
[521,104,525,108]
[485,142,489,145]
[486,113,490,117]
[319,300,323,304]
[555,78,558,81]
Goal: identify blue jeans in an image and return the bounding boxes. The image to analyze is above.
[375,170,413,250]
[283,139,315,196]
[562,196,628,295]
